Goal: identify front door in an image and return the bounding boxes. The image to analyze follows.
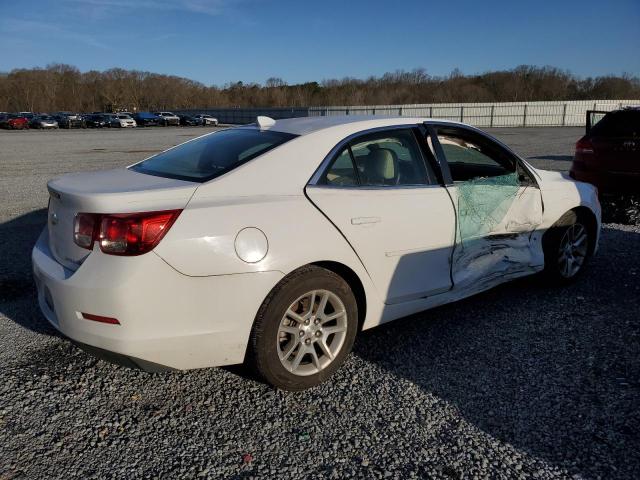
[428,124,544,289]
[306,127,456,304]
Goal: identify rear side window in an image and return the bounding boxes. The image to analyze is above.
[322,128,435,187]
[130,128,297,182]
[590,111,640,138]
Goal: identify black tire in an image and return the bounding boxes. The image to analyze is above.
[248,266,358,391]
[542,210,592,284]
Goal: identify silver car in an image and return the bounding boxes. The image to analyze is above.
[30,115,59,129]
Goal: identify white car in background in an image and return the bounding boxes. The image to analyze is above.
[153,111,180,126]
[194,114,218,126]
[32,116,600,390]
[111,114,137,128]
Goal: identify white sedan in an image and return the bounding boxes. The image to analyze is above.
[32,116,600,390]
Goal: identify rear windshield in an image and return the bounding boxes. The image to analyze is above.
[591,110,640,138]
[130,128,297,182]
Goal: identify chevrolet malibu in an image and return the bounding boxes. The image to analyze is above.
[32,116,601,390]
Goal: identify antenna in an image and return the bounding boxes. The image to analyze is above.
[256,116,276,129]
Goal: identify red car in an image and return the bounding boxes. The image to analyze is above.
[0,114,30,130]
[570,107,640,194]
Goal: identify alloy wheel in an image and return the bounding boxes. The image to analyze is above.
[277,289,348,376]
[557,223,588,278]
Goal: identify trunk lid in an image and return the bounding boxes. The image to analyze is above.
[47,168,198,270]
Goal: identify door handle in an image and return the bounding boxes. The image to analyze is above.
[351,216,381,225]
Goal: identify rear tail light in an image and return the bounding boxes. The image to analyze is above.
[74,213,98,249]
[575,137,594,154]
[73,210,181,256]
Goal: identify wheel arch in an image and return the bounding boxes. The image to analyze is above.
[310,261,367,332]
[543,205,598,256]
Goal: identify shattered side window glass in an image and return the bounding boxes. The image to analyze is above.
[456,172,520,242]
[436,128,521,244]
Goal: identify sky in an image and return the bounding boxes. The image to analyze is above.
[0,0,638,86]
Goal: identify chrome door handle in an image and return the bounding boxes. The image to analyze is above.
[351,216,381,225]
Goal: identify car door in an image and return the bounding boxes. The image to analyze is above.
[306,126,456,305]
[426,124,544,289]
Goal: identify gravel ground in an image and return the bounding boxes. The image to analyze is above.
[1,127,638,479]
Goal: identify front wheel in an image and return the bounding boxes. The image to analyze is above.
[543,211,591,283]
[248,266,358,391]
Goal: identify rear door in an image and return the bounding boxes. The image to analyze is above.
[426,124,543,289]
[306,126,456,304]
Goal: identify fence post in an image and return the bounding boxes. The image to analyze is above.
[490,105,494,127]
[562,103,567,126]
[523,104,528,127]
[399,106,403,116]
[460,106,464,122]
[372,108,376,116]
[429,106,433,118]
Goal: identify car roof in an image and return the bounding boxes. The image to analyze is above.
[254,115,464,136]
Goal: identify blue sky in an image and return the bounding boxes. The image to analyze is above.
[0,0,638,85]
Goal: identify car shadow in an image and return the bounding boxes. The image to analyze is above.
[0,208,59,336]
[527,155,574,162]
[352,225,640,478]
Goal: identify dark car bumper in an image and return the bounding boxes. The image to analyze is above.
[571,168,640,194]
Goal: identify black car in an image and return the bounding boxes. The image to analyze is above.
[54,112,85,128]
[133,112,161,127]
[84,114,110,128]
[178,114,202,126]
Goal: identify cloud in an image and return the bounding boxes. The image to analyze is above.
[0,18,109,50]
[63,0,238,17]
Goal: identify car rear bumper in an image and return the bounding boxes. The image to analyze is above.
[32,228,282,370]
[570,168,640,194]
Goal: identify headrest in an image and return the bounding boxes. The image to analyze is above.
[368,148,396,180]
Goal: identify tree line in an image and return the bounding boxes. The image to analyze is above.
[0,64,638,113]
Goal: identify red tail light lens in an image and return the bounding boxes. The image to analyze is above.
[74,213,99,249]
[99,210,181,255]
[575,137,594,154]
[73,210,181,256]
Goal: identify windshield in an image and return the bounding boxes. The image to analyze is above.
[130,128,297,182]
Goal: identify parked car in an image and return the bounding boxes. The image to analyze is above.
[178,114,201,126]
[571,107,640,194]
[153,111,181,126]
[54,112,85,129]
[18,112,35,121]
[0,114,30,129]
[30,114,59,129]
[193,114,218,126]
[133,112,161,127]
[33,116,601,390]
[110,113,137,128]
[84,114,110,128]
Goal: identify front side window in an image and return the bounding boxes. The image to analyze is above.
[130,128,297,182]
[435,127,516,182]
[322,128,434,187]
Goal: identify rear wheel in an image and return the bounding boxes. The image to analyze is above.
[543,211,591,283]
[248,266,358,391]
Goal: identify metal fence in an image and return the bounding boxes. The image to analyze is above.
[180,100,639,126]
[309,100,640,127]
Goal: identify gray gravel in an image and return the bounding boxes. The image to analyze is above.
[1,127,639,479]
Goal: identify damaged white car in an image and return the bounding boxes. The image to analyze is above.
[32,116,601,390]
